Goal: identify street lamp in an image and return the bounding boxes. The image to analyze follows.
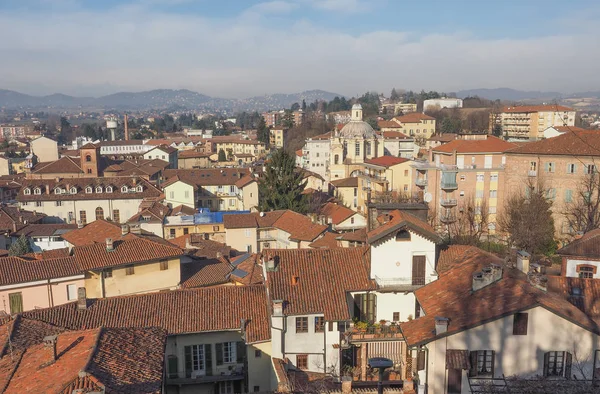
[368,357,393,394]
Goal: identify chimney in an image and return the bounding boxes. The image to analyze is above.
[124,114,129,141]
[43,335,58,363]
[273,300,284,317]
[77,220,84,229]
[106,237,114,251]
[341,376,352,394]
[121,224,129,235]
[291,275,299,285]
[434,317,449,335]
[265,258,277,272]
[77,287,87,310]
[45,184,50,194]
[516,251,530,274]
[472,264,503,292]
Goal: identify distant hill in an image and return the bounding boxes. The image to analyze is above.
[456,88,564,101]
[0,88,342,112]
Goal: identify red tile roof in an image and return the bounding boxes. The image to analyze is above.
[319,202,356,225]
[436,245,478,274]
[433,136,516,154]
[170,204,197,216]
[73,238,182,271]
[367,210,441,244]
[11,223,78,237]
[0,206,45,232]
[507,129,600,156]
[264,248,375,320]
[330,177,358,188]
[557,228,600,257]
[178,149,212,159]
[31,156,82,175]
[224,210,327,242]
[61,220,133,246]
[308,232,341,249]
[378,120,403,129]
[502,105,573,113]
[127,201,170,223]
[0,256,81,286]
[22,285,270,343]
[162,168,252,188]
[381,131,410,139]
[365,156,410,168]
[338,228,367,243]
[180,258,232,288]
[393,113,435,123]
[169,234,231,259]
[147,144,178,154]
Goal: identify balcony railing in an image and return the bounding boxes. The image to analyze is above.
[167,373,244,385]
[440,214,457,223]
[441,180,458,190]
[528,170,537,177]
[375,275,433,290]
[346,325,404,342]
[415,178,428,187]
[440,198,457,207]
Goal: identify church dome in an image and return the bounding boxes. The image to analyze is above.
[339,104,376,138]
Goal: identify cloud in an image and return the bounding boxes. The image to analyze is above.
[0,3,598,98]
[247,1,298,15]
[302,0,367,13]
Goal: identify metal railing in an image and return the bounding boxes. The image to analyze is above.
[415,178,428,186]
[375,276,432,288]
[528,170,537,177]
[441,181,458,190]
[440,198,457,207]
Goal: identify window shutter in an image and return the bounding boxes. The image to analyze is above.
[234,380,242,393]
[353,294,363,320]
[184,346,192,378]
[468,351,478,377]
[543,352,550,376]
[236,341,246,364]
[205,344,213,375]
[565,352,572,379]
[417,350,426,371]
[491,351,495,377]
[216,343,223,366]
[168,356,178,379]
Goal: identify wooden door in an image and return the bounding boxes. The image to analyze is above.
[412,255,426,286]
[447,368,462,394]
[9,292,23,314]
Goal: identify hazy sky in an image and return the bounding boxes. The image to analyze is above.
[1,0,599,98]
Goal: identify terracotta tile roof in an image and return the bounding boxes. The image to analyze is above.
[546,276,600,322]
[224,210,326,242]
[11,223,78,237]
[295,149,302,157]
[162,168,252,188]
[367,210,441,244]
[0,207,45,232]
[61,220,133,246]
[178,149,212,159]
[169,234,231,259]
[300,169,325,182]
[170,204,197,216]
[235,174,257,188]
[127,201,170,223]
[73,238,182,271]
[365,156,410,168]
[309,131,332,140]
[308,232,341,249]
[22,285,271,343]
[433,136,516,154]
[330,177,358,188]
[393,113,435,123]
[338,229,367,243]
[378,120,403,129]
[381,131,410,139]
[147,144,178,154]
[553,126,589,133]
[400,247,600,346]
[557,228,600,257]
[507,129,600,156]
[181,258,233,288]
[0,256,81,286]
[0,316,65,356]
[319,202,356,225]
[31,156,82,175]
[428,133,457,142]
[98,140,145,147]
[264,247,375,320]
[502,104,573,113]
[230,254,264,286]
[17,177,162,202]
[436,245,478,274]
[224,210,284,229]
[23,247,70,260]
[0,326,166,394]
[79,143,99,149]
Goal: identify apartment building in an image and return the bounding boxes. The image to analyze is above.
[97,139,151,156]
[262,111,282,127]
[301,132,331,180]
[504,129,600,238]
[163,209,249,242]
[17,176,162,224]
[30,136,59,162]
[0,124,27,139]
[492,105,576,140]
[209,137,266,159]
[381,131,417,158]
[270,128,287,149]
[223,210,327,253]
[392,113,436,139]
[178,149,212,169]
[423,97,463,110]
[162,168,258,211]
[412,136,516,233]
[143,144,178,168]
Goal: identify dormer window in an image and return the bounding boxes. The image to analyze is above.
[121,186,128,193]
[136,185,143,192]
[395,230,411,241]
[33,187,41,195]
[23,188,31,195]
[95,186,103,193]
[54,188,62,195]
[70,187,77,194]
[85,186,92,194]
[106,186,113,193]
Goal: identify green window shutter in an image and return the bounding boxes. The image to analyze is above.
[565,190,572,203]
[205,344,213,375]
[468,351,478,377]
[168,356,178,379]
[9,293,23,314]
[236,341,246,364]
[216,343,223,366]
[184,346,192,378]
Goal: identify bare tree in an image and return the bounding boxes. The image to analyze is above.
[449,196,489,245]
[563,172,600,235]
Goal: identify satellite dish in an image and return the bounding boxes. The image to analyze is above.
[424,193,432,203]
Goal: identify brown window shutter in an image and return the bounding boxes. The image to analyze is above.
[543,352,550,376]
[205,344,213,375]
[184,346,192,378]
[236,341,246,364]
[565,352,572,379]
[468,351,478,377]
[513,313,528,335]
[216,343,223,366]
[417,350,426,371]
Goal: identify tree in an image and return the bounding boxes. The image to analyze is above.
[9,235,33,256]
[449,197,489,245]
[301,99,307,112]
[280,111,294,129]
[258,149,307,213]
[390,88,400,102]
[498,181,556,256]
[291,102,300,111]
[563,171,600,235]
[492,124,503,137]
[218,148,227,162]
[257,116,271,148]
[366,118,380,131]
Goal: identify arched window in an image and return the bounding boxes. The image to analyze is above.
[121,186,128,193]
[85,155,92,162]
[33,187,41,195]
[95,207,104,220]
[106,186,113,193]
[23,188,31,195]
[70,187,77,194]
[334,154,339,165]
[366,142,371,156]
[136,185,143,192]
[95,186,103,193]
[395,230,411,241]
[54,188,62,195]
[85,186,93,194]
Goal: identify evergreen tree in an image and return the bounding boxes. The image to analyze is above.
[258,149,307,213]
[301,99,307,112]
[257,116,271,148]
[280,111,294,129]
[9,235,33,256]
[390,88,400,102]
[218,148,227,162]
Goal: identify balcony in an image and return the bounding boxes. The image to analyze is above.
[167,365,245,386]
[346,325,404,342]
[415,178,428,187]
[440,213,457,223]
[440,180,458,190]
[440,198,457,207]
[375,275,433,291]
[528,170,537,177]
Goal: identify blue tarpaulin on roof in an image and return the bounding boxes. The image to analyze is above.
[184,209,250,224]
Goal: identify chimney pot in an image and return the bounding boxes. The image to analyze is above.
[106,237,114,251]
[77,287,87,310]
[121,224,129,235]
[43,335,58,362]
[516,250,530,274]
[434,316,449,335]
[273,300,284,317]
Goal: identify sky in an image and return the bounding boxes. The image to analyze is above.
[1,0,599,98]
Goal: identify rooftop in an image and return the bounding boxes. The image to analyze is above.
[367,210,441,245]
[365,156,410,168]
[557,228,600,258]
[393,113,435,123]
[502,105,573,113]
[507,129,600,156]
[162,168,252,188]
[330,177,358,188]
[433,136,516,154]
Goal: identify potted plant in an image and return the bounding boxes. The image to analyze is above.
[354,321,368,333]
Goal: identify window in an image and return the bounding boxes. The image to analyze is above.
[255,349,262,358]
[213,226,219,232]
[396,230,411,241]
[355,142,360,156]
[34,187,41,195]
[513,312,528,335]
[546,188,556,201]
[460,191,465,197]
[183,228,189,235]
[587,164,597,174]
[54,187,62,195]
[296,354,308,370]
[103,269,113,278]
[67,284,77,300]
[353,188,357,197]
[246,245,252,253]
[122,186,128,193]
[230,185,235,193]
[169,191,174,199]
[365,142,371,156]
[530,161,537,171]
[253,386,260,392]
[169,229,176,238]
[95,207,104,220]
[106,186,113,193]
[95,186,103,193]
[476,190,484,198]
[23,188,31,195]
[136,185,143,192]
[393,312,400,322]
[489,206,497,214]
[85,186,93,193]
[460,175,466,181]
[8,292,23,314]
[334,154,339,165]
[245,229,251,237]
[113,209,120,222]
[296,317,308,333]
[567,163,576,174]
[489,190,497,198]
[229,199,235,207]
[490,174,499,182]
[190,344,206,373]
[86,154,92,162]
[314,317,325,333]
[125,265,135,275]
[160,260,169,271]
[469,350,495,377]
[578,265,595,279]
[476,174,484,182]
[221,341,236,364]
[565,189,573,203]
[404,170,409,176]
[79,211,87,225]
[70,187,77,194]
[544,351,572,378]
[55,201,63,207]
[350,217,355,224]
[35,201,42,207]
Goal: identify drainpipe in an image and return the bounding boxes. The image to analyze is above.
[323,321,327,375]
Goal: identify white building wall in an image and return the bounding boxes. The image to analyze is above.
[303,139,330,180]
[565,258,600,278]
[374,291,417,322]
[19,198,144,224]
[28,236,70,252]
[334,214,367,232]
[423,98,463,110]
